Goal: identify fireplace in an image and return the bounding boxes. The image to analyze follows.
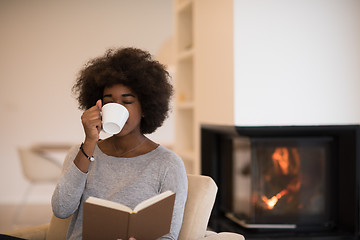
[201,125,360,239]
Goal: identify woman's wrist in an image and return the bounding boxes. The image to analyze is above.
[81,139,97,159]
[80,143,95,161]
[74,140,97,173]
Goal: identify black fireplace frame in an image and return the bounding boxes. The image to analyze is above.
[201,124,360,240]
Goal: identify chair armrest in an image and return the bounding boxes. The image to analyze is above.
[200,231,245,240]
[4,224,49,240]
[218,232,245,240]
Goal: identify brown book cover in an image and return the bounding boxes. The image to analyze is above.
[82,191,175,240]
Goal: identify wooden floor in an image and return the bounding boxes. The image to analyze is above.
[0,204,53,234]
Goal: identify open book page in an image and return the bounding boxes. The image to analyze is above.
[134,190,175,212]
[83,191,176,240]
[86,196,133,213]
[129,192,176,239]
[83,200,131,240]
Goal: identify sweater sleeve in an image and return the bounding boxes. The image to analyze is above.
[159,154,188,240]
[51,145,88,219]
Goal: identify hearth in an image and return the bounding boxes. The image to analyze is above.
[201,125,360,239]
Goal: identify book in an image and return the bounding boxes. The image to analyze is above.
[82,191,176,240]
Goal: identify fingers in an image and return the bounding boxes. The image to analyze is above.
[81,100,102,142]
[96,99,102,111]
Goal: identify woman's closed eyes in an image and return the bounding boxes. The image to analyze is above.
[103,93,136,105]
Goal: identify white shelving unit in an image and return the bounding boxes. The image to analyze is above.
[174,0,197,174]
[174,0,235,174]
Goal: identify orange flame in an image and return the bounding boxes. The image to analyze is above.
[260,147,301,210]
[261,189,288,209]
[272,147,290,175]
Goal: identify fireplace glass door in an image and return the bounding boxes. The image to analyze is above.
[231,137,336,230]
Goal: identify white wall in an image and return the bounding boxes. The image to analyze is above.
[234,0,360,126]
[0,0,174,203]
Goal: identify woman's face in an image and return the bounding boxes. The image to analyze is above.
[102,84,142,137]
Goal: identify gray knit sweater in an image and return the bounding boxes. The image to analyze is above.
[52,144,188,240]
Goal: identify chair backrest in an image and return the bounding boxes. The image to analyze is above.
[46,174,218,240]
[18,148,62,183]
[178,174,218,240]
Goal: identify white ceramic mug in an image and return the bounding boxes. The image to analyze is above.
[102,103,129,135]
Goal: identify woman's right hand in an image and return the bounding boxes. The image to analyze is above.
[81,99,102,143]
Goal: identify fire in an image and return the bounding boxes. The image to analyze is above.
[272,147,290,175]
[260,147,301,210]
[261,189,288,209]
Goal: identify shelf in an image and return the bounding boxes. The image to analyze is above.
[177,101,194,110]
[176,56,193,103]
[175,109,194,149]
[177,48,194,62]
[176,0,193,53]
[174,0,235,175]
[176,0,192,14]
[175,0,197,174]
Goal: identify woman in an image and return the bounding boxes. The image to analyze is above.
[52,47,188,240]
